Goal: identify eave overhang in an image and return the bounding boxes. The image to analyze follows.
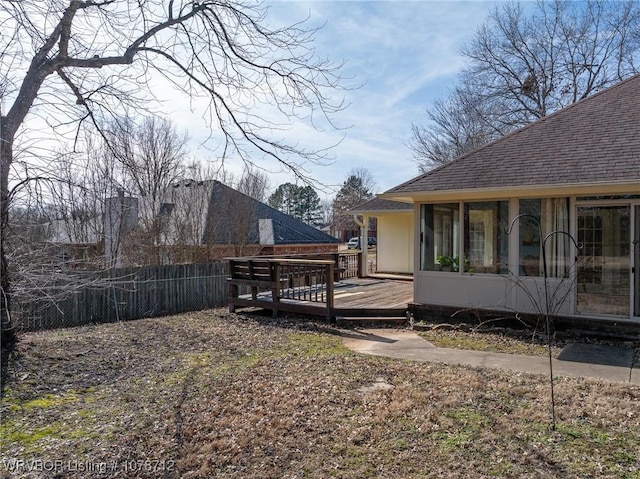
[349,207,414,215]
[380,180,640,204]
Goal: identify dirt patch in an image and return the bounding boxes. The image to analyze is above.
[2,310,640,478]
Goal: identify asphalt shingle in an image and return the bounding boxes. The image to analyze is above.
[205,181,338,245]
[386,74,640,195]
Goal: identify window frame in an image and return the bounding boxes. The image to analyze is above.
[419,203,460,272]
[463,201,510,274]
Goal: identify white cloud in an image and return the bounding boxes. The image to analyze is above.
[9,1,500,196]
[256,0,501,192]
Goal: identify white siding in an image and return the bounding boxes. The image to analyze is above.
[414,272,573,316]
[377,213,413,274]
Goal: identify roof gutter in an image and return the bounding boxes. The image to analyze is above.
[380,179,640,203]
[353,213,366,228]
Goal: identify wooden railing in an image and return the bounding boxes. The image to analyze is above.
[286,252,359,281]
[240,252,360,281]
[228,257,336,321]
[337,252,359,279]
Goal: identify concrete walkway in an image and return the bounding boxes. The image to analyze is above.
[340,328,640,384]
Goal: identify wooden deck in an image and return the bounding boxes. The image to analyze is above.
[333,277,413,317]
[232,276,413,321]
[227,255,413,322]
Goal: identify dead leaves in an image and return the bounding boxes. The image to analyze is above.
[2,311,639,478]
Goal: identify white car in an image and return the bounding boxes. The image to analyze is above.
[347,237,360,249]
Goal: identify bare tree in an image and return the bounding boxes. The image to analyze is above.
[100,114,190,260]
[320,198,333,228]
[410,85,501,170]
[0,0,345,346]
[185,158,236,187]
[106,114,188,201]
[119,179,215,265]
[46,137,117,250]
[235,165,270,202]
[411,0,640,171]
[106,159,272,266]
[0,132,135,343]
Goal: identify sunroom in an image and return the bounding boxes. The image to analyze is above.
[382,74,640,327]
[412,194,639,322]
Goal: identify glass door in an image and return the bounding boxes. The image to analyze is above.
[577,206,631,317]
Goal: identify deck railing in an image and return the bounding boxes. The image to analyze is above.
[228,257,336,321]
[242,252,360,280]
[337,252,359,279]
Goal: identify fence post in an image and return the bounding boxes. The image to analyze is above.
[326,262,335,322]
[270,261,281,318]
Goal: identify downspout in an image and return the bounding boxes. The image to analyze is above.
[353,214,369,277]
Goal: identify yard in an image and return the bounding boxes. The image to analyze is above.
[1,310,639,478]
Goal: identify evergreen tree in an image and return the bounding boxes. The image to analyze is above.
[268,183,322,226]
[331,169,376,238]
[298,186,323,227]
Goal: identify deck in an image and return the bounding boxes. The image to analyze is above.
[333,277,413,317]
[232,276,413,321]
[228,256,413,323]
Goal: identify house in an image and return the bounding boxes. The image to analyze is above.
[6,210,103,269]
[381,74,640,329]
[105,180,339,266]
[350,197,414,275]
[43,217,103,267]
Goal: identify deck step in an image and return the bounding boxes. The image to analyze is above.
[335,308,407,317]
[336,316,407,327]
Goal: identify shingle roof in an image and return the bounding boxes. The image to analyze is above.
[205,181,338,245]
[386,74,640,196]
[349,196,413,214]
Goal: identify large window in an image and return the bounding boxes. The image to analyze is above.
[420,198,572,276]
[518,198,570,277]
[420,203,459,271]
[464,201,509,274]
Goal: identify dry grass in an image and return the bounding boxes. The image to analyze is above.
[416,326,564,357]
[416,323,639,366]
[2,310,640,478]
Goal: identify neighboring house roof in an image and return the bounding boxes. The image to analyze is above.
[203,181,339,245]
[127,179,338,247]
[349,196,413,214]
[384,73,640,201]
[44,218,101,245]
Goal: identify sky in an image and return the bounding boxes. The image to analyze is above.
[4,0,503,201]
[169,0,503,197]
